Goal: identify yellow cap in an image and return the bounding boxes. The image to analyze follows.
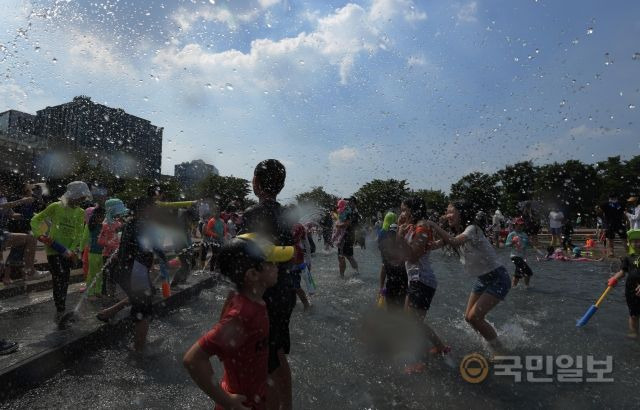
[236,233,294,263]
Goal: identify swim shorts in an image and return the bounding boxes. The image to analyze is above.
[338,237,354,257]
[472,266,511,300]
[407,280,436,311]
[511,256,533,278]
[625,291,640,317]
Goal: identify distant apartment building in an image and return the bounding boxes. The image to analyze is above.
[0,96,163,179]
[175,159,219,190]
[35,96,163,177]
[0,110,46,177]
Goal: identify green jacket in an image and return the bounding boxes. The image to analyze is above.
[31,201,86,256]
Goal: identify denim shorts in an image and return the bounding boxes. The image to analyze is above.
[472,266,511,300]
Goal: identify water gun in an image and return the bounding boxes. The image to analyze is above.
[159,261,171,298]
[576,282,615,327]
[299,263,317,295]
[377,288,386,309]
[38,235,76,259]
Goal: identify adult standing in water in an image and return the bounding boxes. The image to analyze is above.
[600,193,627,258]
[426,200,511,358]
[337,197,360,278]
[548,206,564,247]
[237,159,295,410]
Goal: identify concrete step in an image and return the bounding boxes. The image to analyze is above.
[0,270,218,401]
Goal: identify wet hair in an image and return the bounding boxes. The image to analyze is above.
[402,196,427,224]
[254,159,286,196]
[449,199,478,233]
[217,238,264,290]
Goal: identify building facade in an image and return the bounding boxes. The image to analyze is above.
[0,97,163,179]
[175,159,219,190]
[35,96,163,177]
[0,110,46,177]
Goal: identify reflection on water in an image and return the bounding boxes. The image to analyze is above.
[4,244,637,409]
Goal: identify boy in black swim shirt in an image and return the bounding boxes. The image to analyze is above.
[236,159,295,410]
[607,229,640,338]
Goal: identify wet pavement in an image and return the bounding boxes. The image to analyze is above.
[1,237,637,409]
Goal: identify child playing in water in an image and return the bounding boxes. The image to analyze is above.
[398,196,450,373]
[331,199,351,246]
[98,198,128,296]
[505,218,533,288]
[183,234,293,410]
[377,212,408,310]
[606,229,640,339]
[426,200,511,358]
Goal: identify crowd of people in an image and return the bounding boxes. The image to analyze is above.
[1,159,639,410]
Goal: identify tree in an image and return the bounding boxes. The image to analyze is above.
[296,186,338,212]
[196,174,251,210]
[353,179,410,220]
[496,161,537,215]
[450,172,499,214]
[412,189,448,214]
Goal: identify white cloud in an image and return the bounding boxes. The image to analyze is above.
[329,146,358,162]
[0,80,29,112]
[156,1,426,87]
[258,0,281,7]
[369,0,427,23]
[68,32,135,76]
[456,1,478,23]
[568,124,623,138]
[172,0,281,31]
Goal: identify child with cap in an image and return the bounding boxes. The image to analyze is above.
[606,229,640,339]
[31,181,91,325]
[183,234,294,410]
[505,217,533,288]
[98,198,128,296]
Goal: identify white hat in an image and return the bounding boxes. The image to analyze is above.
[61,181,92,203]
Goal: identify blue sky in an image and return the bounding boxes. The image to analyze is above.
[1,0,639,201]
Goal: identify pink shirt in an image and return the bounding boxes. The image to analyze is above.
[98,220,123,257]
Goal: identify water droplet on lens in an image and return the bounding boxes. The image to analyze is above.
[633,52,640,60]
[143,96,148,101]
[630,104,636,110]
[209,0,215,4]
[225,83,234,91]
[206,83,212,89]
[52,57,57,63]
[586,27,594,35]
[299,60,305,65]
